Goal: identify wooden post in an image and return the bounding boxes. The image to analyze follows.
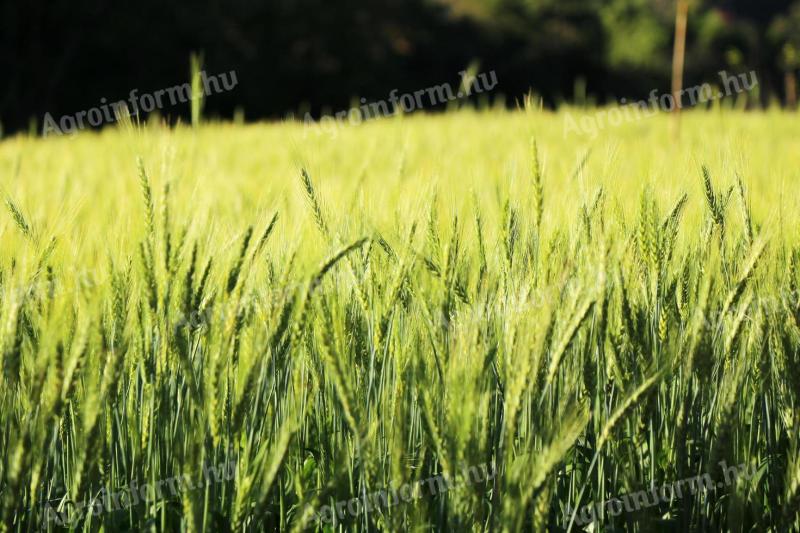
[671,0,689,138]
[786,71,797,110]
[784,45,798,110]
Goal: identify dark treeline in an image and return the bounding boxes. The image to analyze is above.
[2,0,799,135]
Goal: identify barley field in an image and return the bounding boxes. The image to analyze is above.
[1,108,799,531]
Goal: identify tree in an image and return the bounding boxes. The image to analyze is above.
[768,2,800,108]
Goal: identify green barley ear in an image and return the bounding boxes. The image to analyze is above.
[701,165,723,226]
[597,367,665,450]
[227,226,254,294]
[183,241,198,314]
[675,260,690,322]
[4,196,33,242]
[531,138,544,234]
[375,231,397,260]
[660,192,688,264]
[292,237,369,339]
[569,148,591,181]
[544,297,595,390]
[232,353,268,435]
[426,194,442,271]
[139,241,158,312]
[635,191,655,273]
[511,405,589,529]
[723,291,752,357]
[317,308,362,440]
[161,181,172,273]
[502,199,519,270]
[719,237,767,321]
[193,256,213,311]
[113,102,136,132]
[443,214,461,290]
[420,389,451,475]
[36,236,57,272]
[251,419,297,523]
[253,211,279,258]
[137,157,156,242]
[735,172,754,245]
[662,192,688,232]
[472,191,487,282]
[310,237,369,291]
[300,168,329,237]
[190,52,204,127]
[379,255,415,340]
[458,61,480,97]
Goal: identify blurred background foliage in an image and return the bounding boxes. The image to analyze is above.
[2,0,800,134]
